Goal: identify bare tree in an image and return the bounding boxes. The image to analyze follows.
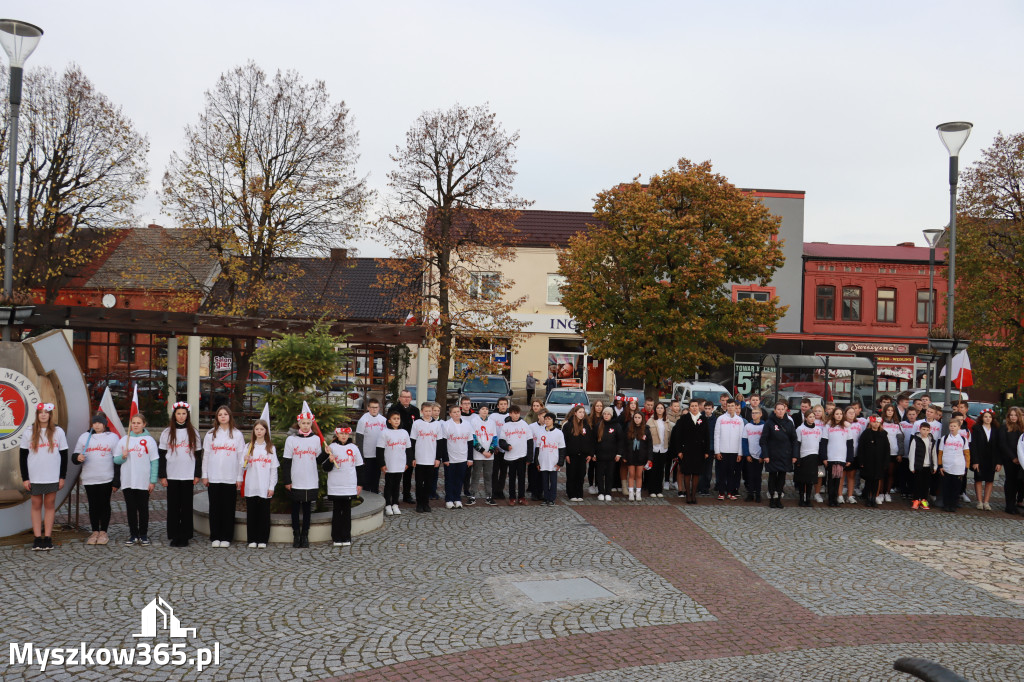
[378,103,530,402]
[0,63,148,303]
[163,61,369,409]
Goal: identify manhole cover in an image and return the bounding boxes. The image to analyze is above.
[511,577,615,603]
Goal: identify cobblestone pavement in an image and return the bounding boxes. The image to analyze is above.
[1,487,1022,681]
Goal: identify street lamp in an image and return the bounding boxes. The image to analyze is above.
[922,227,943,387]
[0,19,43,343]
[936,121,972,434]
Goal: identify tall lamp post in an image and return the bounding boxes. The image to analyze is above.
[0,19,43,343]
[922,227,943,387]
[936,121,972,434]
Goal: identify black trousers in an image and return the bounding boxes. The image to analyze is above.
[291,500,312,534]
[715,454,739,494]
[165,479,194,545]
[415,464,433,510]
[942,473,963,510]
[861,476,878,505]
[646,452,666,495]
[767,471,786,497]
[526,389,535,405]
[246,496,271,544]
[595,459,616,495]
[566,455,587,498]
[507,458,527,499]
[912,468,931,500]
[123,488,149,538]
[329,495,353,542]
[207,483,237,543]
[528,460,542,499]
[358,457,380,494]
[745,458,763,494]
[587,459,597,487]
[492,450,508,498]
[84,482,113,532]
[384,472,403,506]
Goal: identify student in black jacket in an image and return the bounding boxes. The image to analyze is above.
[593,408,623,500]
[857,416,890,508]
[970,409,1002,511]
[759,401,798,508]
[561,405,593,501]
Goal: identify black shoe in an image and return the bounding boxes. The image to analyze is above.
[31,536,42,551]
[755,492,762,503]
[1007,508,1020,515]
[485,497,497,506]
[292,533,301,548]
[43,537,54,550]
[493,493,506,500]
[746,492,754,501]
[776,497,783,508]
[403,496,414,504]
[299,533,310,548]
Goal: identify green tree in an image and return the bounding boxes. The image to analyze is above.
[557,159,786,396]
[254,323,352,431]
[955,131,1024,390]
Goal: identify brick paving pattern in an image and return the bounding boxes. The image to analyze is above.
[1,480,1022,680]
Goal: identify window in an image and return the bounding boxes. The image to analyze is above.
[546,274,566,305]
[118,333,135,362]
[917,289,936,324]
[737,290,770,302]
[841,286,861,321]
[876,288,896,323]
[815,285,835,320]
[469,271,499,300]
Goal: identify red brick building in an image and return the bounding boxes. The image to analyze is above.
[798,241,949,397]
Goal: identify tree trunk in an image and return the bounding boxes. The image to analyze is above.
[230,337,254,415]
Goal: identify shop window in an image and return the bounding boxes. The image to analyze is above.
[118,333,135,363]
[469,272,499,300]
[546,274,566,305]
[815,285,835,320]
[876,288,896,323]
[917,289,936,324]
[841,286,861,321]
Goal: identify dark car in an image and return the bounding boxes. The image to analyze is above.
[459,375,513,412]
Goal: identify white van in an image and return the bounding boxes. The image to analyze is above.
[672,381,732,407]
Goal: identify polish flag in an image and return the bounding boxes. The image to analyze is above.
[404,311,417,326]
[99,386,126,437]
[939,349,974,389]
[129,384,140,422]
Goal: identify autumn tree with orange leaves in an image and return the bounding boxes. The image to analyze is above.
[377,103,530,402]
[0,63,148,304]
[163,62,368,410]
[558,159,787,397]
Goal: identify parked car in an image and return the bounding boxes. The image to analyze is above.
[328,379,365,410]
[544,388,590,422]
[460,375,513,412]
[908,388,969,409]
[967,401,996,419]
[217,369,270,390]
[672,381,732,407]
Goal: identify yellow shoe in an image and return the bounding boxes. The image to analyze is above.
[921,500,930,510]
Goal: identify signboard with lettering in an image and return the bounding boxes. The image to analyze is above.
[733,360,761,397]
[835,342,910,354]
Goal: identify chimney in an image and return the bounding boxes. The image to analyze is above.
[148,223,162,229]
[330,248,348,261]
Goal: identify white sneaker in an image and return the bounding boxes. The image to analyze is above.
[847,495,857,504]
[247,542,257,548]
[875,495,884,505]
[445,501,454,509]
[961,493,971,503]
[589,486,598,495]
[333,542,343,547]
[341,541,352,547]
[628,489,635,501]
[663,481,670,490]
[257,543,267,549]
[210,541,219,548]
[837,496,845,504]
[611,487,619,492]
[221,542,230,548]
[814,493,824,503]
[384,505,394,516]
[884,493,892,502]
[598,494,606,501]
[976,502,985,510]
[454,501,463,509]
[393,505,401,515]
[635,490,642,500]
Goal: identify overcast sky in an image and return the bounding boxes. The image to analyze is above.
[6,0,1023,256]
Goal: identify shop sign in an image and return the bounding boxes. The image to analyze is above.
[835,342,909,354]
[875,355,915,364]
[511,314,581,334]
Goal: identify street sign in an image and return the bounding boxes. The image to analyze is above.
[733,360,761,397]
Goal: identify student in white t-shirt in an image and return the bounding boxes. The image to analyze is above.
[441,405,473,509]
[498,405,534,505]
[20,403,69,551]
[159,402,203,548]
[938,418,971,512]
[72,413,121,546]
[324,425,362,547]
[240,418,278,548]
[378,411,411,516]
[202,406,246,548]
[356,398,387,494]
[282,408,326,548]
[536,413,566,505]
[409,402,443,513]
[114,413,159,547]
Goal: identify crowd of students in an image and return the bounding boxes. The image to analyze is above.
[18,389,1024,550]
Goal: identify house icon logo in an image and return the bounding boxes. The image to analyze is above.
[133,597,197,639]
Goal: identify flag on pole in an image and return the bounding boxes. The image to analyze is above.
[939,349,974,390]
[260,402,270,431]
[298,400,327,451]
[404,311,417,326]
[99,386,126,437]
[129,383,140,422]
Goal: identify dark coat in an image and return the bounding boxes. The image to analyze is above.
[759,413,798,473]
[561,421,595,461]
[970,423,1002,479]
[669,412,710,475]
[593,420,624,462]
[857,428,890,480]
